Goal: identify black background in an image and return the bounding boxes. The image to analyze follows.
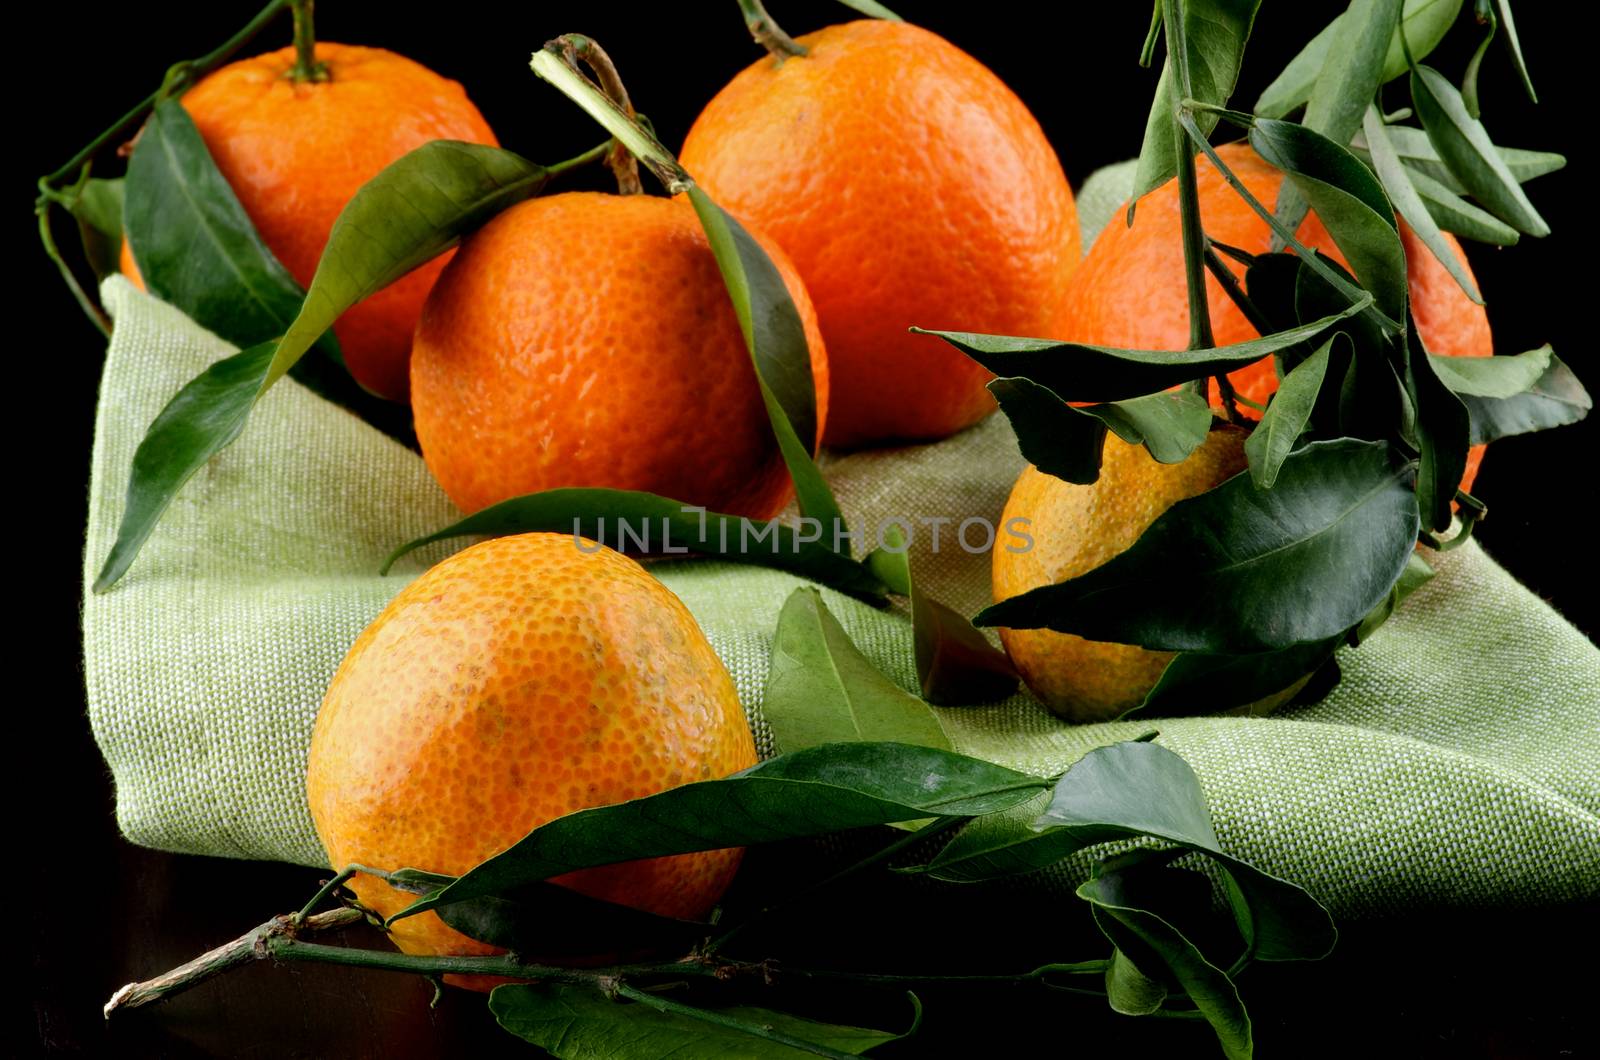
[23,1,1598,1057]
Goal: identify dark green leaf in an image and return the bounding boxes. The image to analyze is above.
[1353,125,1565,192]
[1134,638,1339,717]
[1494,0,1536,102]
[266,139,555,389]
[687,187,843,541]
[1131,0,1261,207]
[491,983,904,1058]
[762,588,952,754]
[1080,870,1253,1059]
[1250,118,1409,323]
[1245,335,1339,488]
[1429,345,1550,397]
[1405,337,1472,533]
[1401,162,1522,244]
[915,297,1370,404]
[1272,0,1403,240]
[1351,551,1434,644]
[866,531,1019,706]
[1106,947,1168,1015]
[832,0,902,17]
[431,881,709,959]
[1459,0,1497,118]
[987,377,1109,484]
[93,342,275,592]
[1456,355,1592,445]
[1082,389,1214,465]
[394,742,1049,920]
[1410,64,1549,236]
[1254,0,1463,118]
[381,488,886,604]
[978,440,1421,653]
[1362,106,1482,302]
[69,177,124,278]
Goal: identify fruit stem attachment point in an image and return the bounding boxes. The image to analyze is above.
[551,35,643,195]
[287,0,330,83]
[737,0,808,62]
[531,41,694,196]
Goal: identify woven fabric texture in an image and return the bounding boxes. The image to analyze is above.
[81,161,1599,916]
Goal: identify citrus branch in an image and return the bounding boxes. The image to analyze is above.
[736,0,808,61]
[549,35,643,195]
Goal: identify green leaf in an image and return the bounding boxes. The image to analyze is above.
[1362,106,1482,302]
[1404,334,1472,533]
[1494,0,1537,102]
[987,377,1109,484]
[1429,345,1551,397]
[1134,638,1340,716]
[762,588,952,754]
[831,0,902,18]
[915,297,1370,404]
[865,528,1018,706]
[1455,354,1592,445]
[1254,0,1462,118]
[1245,335,1338,488]
[1249,117,1409,324]
[978,439,1421,653]
[1271,0,1402,240]
[1106,947,1168,1015]
[1080,869,1253,1059]
[1083,389,1214,465]
[93,341,275,592]
[393,742,1050,920]
[1352,125,1565,191]
[266,139,556,390]
[68,176,124,278]
[1410,64,1549,237]
[687,187,843,542]
[491,983,904,1058]
[1130,0,1261,208]
[381,488,887,604]
[1351,551,1434,644]
[1400,162,1522,244]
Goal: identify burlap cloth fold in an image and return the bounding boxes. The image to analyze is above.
[82,163,1600,916]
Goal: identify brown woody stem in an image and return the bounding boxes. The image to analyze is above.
[552,35,643,195]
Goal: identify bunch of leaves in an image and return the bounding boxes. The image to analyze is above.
[926,0,1587,715]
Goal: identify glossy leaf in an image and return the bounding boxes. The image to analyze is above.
[688,187,843,539]
[1494,0,1536,102]
[987,377,1108,484]
[1131,0,1261,207]
[491,984,904,1058]
[1081,869,1253,1059]
[1362,106,1481,301]
[93,342,274,592]
[916,297,1370,404]
[1106,947,1168,1015]
[266,140,556,388]
[1429,345,1551,397]
[1410,64,1549,236]
[1405,335,1472,533]
[382,488,886,603]
[866,529,1018,706]
[1245,335,1338,488]
[1082,389,1214,465]
[762,588,952,753]
[1456,355,1592,445]
[978,440,1421,653]
[1401,162,1522,244]
[1353,125,1565,192]
[69,176,124,279]
[1134,638,1340,717]
[393,742,1050,920]
[1351,551,1434,644]
[1270,0,1399,241]
[1250,118,1408,323]
[1254,0,1462,118]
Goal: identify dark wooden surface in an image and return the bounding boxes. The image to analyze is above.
[25,1,1598,1056]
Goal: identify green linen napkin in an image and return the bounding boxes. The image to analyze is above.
[81,162,1600,916]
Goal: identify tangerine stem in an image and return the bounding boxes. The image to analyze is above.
[1160,0,1216,365]
[736,0,808,61]
[551,35,643,195]
[287,0,330,83]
